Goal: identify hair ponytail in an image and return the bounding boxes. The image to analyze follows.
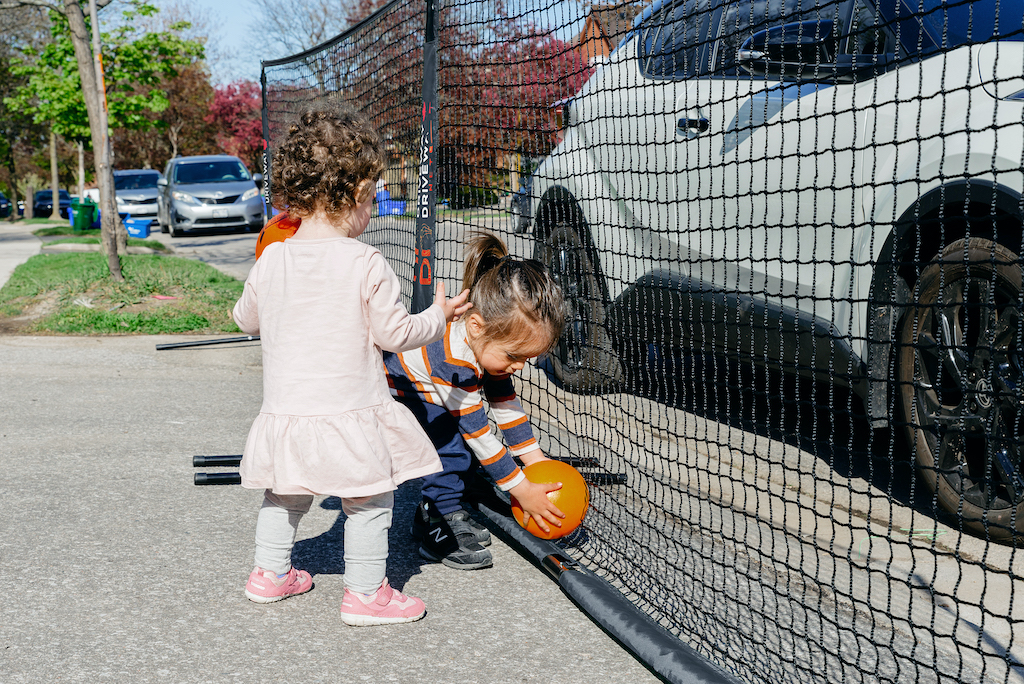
[462,232,509,293]
[461,231,566,348]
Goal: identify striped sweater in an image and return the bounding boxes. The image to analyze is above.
[383,319,536,491]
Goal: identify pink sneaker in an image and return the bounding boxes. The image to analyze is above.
[244,566,313,603]
[340,578,425,626]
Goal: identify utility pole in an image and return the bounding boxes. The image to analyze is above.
[88,0,123,279]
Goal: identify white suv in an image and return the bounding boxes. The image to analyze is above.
[531,0,1024,540]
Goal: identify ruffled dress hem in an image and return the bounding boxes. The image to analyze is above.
[239,400,442,498]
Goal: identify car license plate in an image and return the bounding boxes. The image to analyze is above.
[213,209,227,218]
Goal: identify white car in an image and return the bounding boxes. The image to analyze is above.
[531,0,1024,540]
[114,169,162,218]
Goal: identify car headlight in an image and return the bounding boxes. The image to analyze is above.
[115,195,125,204]
[171,190,200,205]
[240,187,259,202]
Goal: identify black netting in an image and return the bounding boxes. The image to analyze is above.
[263,0,1024,681]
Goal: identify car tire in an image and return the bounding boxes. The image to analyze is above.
[534,221,622,393]
[897,237,1024,543]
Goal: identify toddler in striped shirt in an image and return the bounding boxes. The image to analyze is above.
[384,231,567,569]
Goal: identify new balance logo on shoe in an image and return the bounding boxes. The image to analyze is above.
[429,526,449,544]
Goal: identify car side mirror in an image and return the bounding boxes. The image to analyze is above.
[157,178,167,187]
[738,21,850,82]
[252,173,263,185]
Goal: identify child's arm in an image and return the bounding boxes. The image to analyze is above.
[483,379,563,532]
[366,251,447,352]
[232,267,260,334]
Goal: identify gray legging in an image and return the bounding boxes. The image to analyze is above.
[253,489,394,595]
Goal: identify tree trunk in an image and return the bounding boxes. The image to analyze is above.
[4,133,19,223]
[77,140,85,200]
[169,121,182,159]
[63,0,122,280]
[49,127,59,219]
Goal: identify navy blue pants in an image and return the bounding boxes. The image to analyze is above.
[397,397,477,516]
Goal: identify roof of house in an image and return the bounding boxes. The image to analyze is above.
[588,2,647,48]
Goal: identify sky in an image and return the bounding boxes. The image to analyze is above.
[187,0,262,84]
[181,0,587,85]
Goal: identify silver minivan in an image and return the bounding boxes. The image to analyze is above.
[158,155,264,237]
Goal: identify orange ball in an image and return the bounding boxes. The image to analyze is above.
[511,460,590,540]
[255,212,301,260]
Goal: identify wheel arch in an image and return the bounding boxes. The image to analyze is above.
[865,179,1024,425]
[534,186,614,308]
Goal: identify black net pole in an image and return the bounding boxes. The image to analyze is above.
[411,0,437,314]
[259,67,272,221]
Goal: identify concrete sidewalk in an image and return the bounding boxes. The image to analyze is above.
[0,221,42,289]
[0,334,659,683]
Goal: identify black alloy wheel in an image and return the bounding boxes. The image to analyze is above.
[897,238,1024,543]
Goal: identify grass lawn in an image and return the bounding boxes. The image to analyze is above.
[44,235,170,253]
[33,225,88,236]
[0,252,243,335]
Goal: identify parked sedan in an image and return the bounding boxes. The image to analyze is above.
[158,155,264,237]
[114,169,162,218]
[33,189,72,219]
[0,191,11,218]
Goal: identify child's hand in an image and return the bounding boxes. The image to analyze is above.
[509,478,565,534]
[435,282,472,323]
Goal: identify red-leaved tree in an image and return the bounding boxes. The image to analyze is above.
[206,80,262,172]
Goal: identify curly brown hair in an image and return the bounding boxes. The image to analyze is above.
[271,101,385,218]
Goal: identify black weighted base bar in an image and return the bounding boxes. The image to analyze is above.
[195,472,241,486]
[476,501,744,684]
[156,335,260,351]
[193,454,243,467]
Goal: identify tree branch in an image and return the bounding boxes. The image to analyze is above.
[0,0,114,11]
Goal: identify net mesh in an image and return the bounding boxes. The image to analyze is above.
[263,0,1024,681]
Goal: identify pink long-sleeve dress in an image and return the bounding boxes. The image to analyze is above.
[232,236,445,498]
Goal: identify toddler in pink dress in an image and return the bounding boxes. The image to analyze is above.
[232,103,470,626]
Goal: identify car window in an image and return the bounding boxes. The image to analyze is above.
[173,161,250,184]
[115,173,160,190]
[710,0,847,75]
[35,190,70,200]
[640,0,718,79]
[918,0,1024,48]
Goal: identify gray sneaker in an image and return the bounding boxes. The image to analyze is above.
[411,504,491,546]
[413,504,493,570]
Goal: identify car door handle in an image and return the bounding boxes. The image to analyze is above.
[677,117,710,138]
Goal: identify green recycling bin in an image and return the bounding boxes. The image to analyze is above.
[71,197,97,232]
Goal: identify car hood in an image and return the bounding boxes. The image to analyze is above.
[117,189,158,201]
[175,181,256,199]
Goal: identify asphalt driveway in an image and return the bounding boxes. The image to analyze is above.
[0,334,658,683]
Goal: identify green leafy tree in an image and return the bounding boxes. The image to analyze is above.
[8,2,204,145]
[0,5,49,219]
[113,62,219,170]
[1,0,202,277]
